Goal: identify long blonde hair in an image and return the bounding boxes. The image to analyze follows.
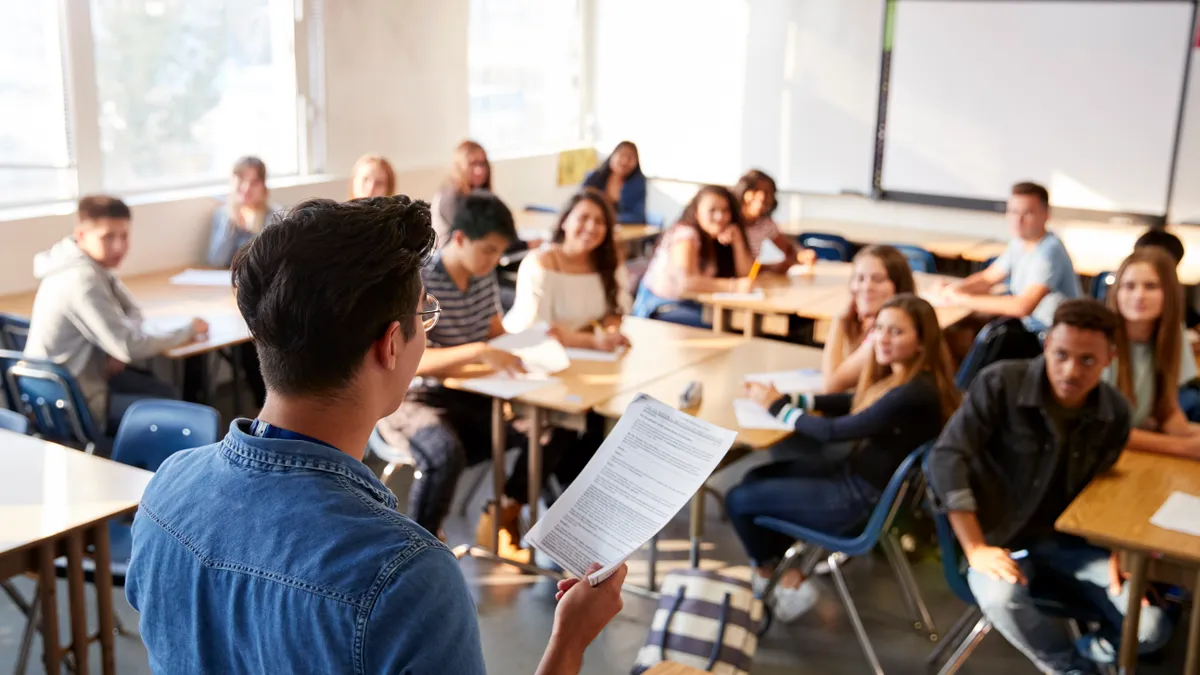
[447,140,492,194]
[1107,247,1184,424]
[851,293,960,421]
[347,154,396,199]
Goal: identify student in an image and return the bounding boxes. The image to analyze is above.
[582,141,646,224]
[1132,228,1200,329]
[377,192,575,549]
[631,185,754,327]
[348,154,397,199]
[503,188,631,350]
[938,181,1081,332]
[24,196,207,434]
[206,156,279,268]
[732,169,815,272]
[1104,248,1200,459]
[822,245,916,392]
[431,140,493,246]
[928,299,1171,672]
[126,196,626,674]
[731,294,959,620]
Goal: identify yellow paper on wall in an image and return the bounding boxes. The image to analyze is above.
[557,147,598,187]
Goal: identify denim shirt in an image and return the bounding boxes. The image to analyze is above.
[126,420,486,674]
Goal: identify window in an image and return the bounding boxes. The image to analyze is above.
[90,0,299,192]
[0,3,75,206]
[468,0,583,158]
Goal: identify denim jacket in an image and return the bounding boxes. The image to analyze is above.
[126,420,486,674]
[926,356,1131,547]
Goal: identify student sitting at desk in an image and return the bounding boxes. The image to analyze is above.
[348,153,397,199]
[937,181,1081,333]
[206,156,280,268]
[503,188,631,350]
[822,245,916,392]
[127,195,626,675]
[733,169,815,273]
[24,196,207,435]
[1133,228,1200,330]
[378,192,576,551]
[431,140,493,247]
[582,141,646,224]
[927,299,1171,672]
[732,294,959,620]
[631,185,753,327]
[1103,248,1200,459]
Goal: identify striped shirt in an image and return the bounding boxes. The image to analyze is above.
[422,251,501,348]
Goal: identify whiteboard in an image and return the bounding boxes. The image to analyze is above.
[882,1,1194,215]
[592,0,884,195]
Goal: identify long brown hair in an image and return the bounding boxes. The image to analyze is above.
[852,293,960,421]
[732,169,778,218]
[553,188,622,315]
[347,154,396,199]
[447,140,492,194]
[1107,247,1184,424]
[659,184,747,278]
[839,244,916,347]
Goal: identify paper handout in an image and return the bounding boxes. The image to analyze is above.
[169,269,233,287]
[564,347,624,362]
[744,368,823,394]
[732,398,794,431]
[525,394,736,585]
[710,289,766,302]
[756,237,787,265]
[1149,491,1200,536]
[457,374,558,400]
[488,323,571,374]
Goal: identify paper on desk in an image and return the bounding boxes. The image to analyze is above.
[1149,491,1200,537]
[756,237,787,265]
[710,289,765,302]
[525,394,736,585]
[564,347,624,362]
[458,374,559,400]
[733,398,794,431]
[169,269,233,287]
[744,368,823,394]
[488,323,571,374]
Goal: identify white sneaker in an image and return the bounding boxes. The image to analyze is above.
[771,582,820,622]
[751,575,770,598]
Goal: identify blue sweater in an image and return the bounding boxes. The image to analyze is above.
[583,169,646,224]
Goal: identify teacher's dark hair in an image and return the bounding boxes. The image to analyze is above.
[231,196,436,397]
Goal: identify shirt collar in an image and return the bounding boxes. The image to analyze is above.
[1016,354,1117,422]
[220,419,397,509]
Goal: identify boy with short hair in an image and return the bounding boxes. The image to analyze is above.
[23,195,207,434]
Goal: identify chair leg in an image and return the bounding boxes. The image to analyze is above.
[881,532,937,638]
[937,615,991,675]
[828,553,885,675]
[13,584,40,675]
[927,607,981,667]
[457,460,493,517]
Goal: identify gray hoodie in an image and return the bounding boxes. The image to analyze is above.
[23,237,195,431]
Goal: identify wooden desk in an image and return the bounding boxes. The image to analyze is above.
[514,210,660,248]
[0,431,153,675]
[1056,450,1200,673]
[788,219,1001,259]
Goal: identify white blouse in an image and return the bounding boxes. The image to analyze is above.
[503,251,632,333]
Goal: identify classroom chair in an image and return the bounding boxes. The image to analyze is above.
[646,212,665,228]
[1090,272,1115,302]
[0,407,29,434]
[523,204,557,214]
[753,443,938,674]
[0,313,30,352]
[798,232,852,262]
[110,399,220,471]
[887,244,937,274]
[922,455,1117,675]
[0,349,103,453]
[954,318,1043,391]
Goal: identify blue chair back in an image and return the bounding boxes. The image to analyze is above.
[886,244,937,274]
[523,204,557,214]
[0,407,29,434]
[798,232,852,262]
[645,212,665,228]
[954,318,1043,391]
[111,399,220,472]
[753,442,933,557]
[1090,272,1114,302]
[0,313,30,352]
[0,349,102,448]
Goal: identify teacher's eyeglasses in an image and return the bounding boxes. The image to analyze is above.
[418,293,441,332]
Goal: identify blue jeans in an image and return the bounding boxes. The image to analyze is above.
[631,285,710,328]
[725,458,879,567]
[967,535,1172,673]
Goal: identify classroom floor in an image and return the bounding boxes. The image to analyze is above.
[0,424,1190,674]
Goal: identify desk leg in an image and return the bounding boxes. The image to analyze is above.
[526,406,544,556]
[1185,567,1200,675]
[713,306,728,334]
[689,489,705,568]
[93,522,117,675]
[66,531,90,674]
[744,311,761,338]
[1119,551,1148,674]
[490,399,505,556]
[37,541,61,675]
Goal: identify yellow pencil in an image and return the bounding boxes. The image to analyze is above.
[748,261,762,285]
